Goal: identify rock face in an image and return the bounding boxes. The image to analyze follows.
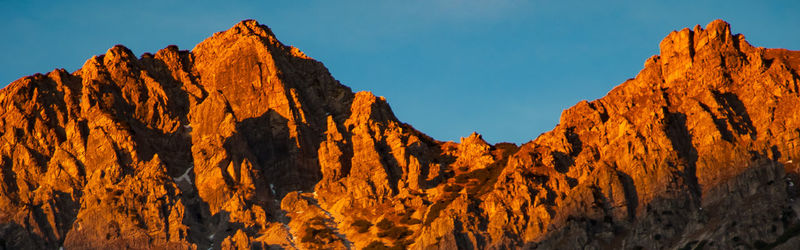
[0,19,799,249]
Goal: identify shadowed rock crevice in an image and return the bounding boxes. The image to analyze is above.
[552,151,574,174]
[711,90,757,139]
[617,171,639,220]
[664,111,701,202]
[697,101,735,142]
[220,109,320,201]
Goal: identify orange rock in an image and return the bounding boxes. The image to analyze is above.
[1,19,799,249]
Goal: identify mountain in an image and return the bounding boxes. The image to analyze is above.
[1,19,799,249]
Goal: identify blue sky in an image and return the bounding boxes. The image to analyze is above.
[2,0,799,144]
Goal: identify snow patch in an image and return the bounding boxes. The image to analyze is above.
[174,167,194,185]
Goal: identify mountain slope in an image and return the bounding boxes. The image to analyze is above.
[0,19,799,249]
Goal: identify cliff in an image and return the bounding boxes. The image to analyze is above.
[0,19,798,249]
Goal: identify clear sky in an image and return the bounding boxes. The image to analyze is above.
[2,0,799,144]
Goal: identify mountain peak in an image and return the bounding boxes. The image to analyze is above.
[657,19,749,84]
[705,19,732,36]
[191,19,282,64]
[230,19,276,38]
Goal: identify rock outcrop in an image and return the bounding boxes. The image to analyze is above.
[0,19,799,249]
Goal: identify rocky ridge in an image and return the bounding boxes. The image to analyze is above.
[0,19,799,249]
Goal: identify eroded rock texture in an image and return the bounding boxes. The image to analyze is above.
[0,19,799,249]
